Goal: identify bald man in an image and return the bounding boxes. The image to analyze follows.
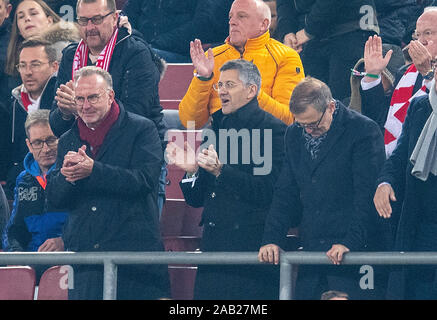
[179,0,304,129]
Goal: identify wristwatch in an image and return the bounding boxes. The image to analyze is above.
[424,69,434,81]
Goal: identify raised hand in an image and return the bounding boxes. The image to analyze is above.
[364,35,392,81]
[190,39,214,78]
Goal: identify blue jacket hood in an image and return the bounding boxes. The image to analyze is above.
[23,152,56,177]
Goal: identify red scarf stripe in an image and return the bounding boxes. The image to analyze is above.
[20,91,32,112]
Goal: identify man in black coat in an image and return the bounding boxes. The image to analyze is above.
[50,0,166,144]
[47,66,169,300]
[374,75,437,299]
[166,59,286,300]
[259,77,388,299]
[50,0,168,216]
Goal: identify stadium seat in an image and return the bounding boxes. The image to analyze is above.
[163,109,184,130]
[0,266,36,300]
[159,63,194,100]
[163,236,200,300]
[37,265,71,300]
[161,100,181,111]
[160,200,203,237]
[168,266,197,300]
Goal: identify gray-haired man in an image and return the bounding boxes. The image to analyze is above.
[167,59,287,299]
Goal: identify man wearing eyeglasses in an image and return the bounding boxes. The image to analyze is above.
[6,38,59,198]
[50,0,167,218]
[50,0,165,145]
[47,66,169,300]
[3,109,67,256]
[167,59,286,299]
[259,77,389,299]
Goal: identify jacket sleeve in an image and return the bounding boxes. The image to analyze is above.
[376,95,421,194]
[360,82,390,131]
[342,119,385,251]
[179,76,215,129]
[120,40,166,143]
[258,50,304,125]
[50,45,76,138]
[179,169,209,208]
[82,120,163,196]
[261,154,303,249]
[46,140,81,209]
[262,130,303,248]
[4,174,31,251]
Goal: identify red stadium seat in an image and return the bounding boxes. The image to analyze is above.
[37,265,71,300]
[163,236,200,300]
[161,100,180,110]
[0,266,36,300]
[160,200,203,237]
[168,266,197,300]
[159,64,194,100]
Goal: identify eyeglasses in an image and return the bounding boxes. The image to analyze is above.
[213,81,244,91]
[16,61,50,73]
[76,11,114,26]
[74,91,107,106]
[30,136,58,150]
[296,108,327,130]
[413,29,437,41]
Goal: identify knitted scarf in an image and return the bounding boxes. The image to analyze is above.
[384,64,427,158]
[77,100,120,158]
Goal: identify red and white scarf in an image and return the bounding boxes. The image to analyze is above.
[384,64,428,158]
[72,28,119,79]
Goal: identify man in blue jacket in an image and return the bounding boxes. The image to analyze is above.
[3,109,67,252]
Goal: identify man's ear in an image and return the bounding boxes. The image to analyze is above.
[26,138,33,154]
[6,4,12,18]
[247,84,258,100]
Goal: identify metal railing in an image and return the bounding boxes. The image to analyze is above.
[1,251,437,300]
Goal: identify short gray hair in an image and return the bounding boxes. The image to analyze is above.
[289,77,334,114]
[74,66,113,89]
[24,109,51,138]
[219,59,262,94]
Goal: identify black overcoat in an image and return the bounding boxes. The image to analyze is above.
[47,102,169,300]
[180,98,287,300]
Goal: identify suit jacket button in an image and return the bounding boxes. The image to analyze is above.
[208,222,216,227]
[94,243,100,249]
[211,192,216,198]
[91,206,97,212]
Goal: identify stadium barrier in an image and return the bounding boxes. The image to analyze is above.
[1,251,437,300]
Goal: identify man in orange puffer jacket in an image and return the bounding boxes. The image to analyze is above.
[179,0,304,129]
